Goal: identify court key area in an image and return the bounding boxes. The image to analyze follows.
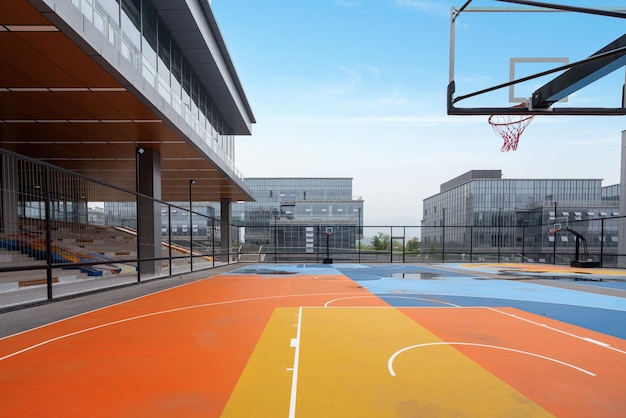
[1,263,625,417]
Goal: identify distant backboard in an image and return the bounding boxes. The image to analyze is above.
[550,216,569,233]
[448,0,626,116]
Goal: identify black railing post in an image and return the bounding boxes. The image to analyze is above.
[168,205,172,276]
[442,209,446,263]
[402,227,406,264]
[358,208,361,263]
[470,226,473,263]
[600,218,605,267]
[44,166,53,300]
[189,179,194,271]
[553,202,557,265]
[390,227,393,263]
[497,208,502,263]
[522,222,526,262]
[274,216,277,264]
[135,147,143,282]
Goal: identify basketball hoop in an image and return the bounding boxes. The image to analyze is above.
[488,103,535,152]
[548,227,560,235]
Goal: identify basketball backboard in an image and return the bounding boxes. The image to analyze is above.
[550,216,569,233]
[448,0,626,116]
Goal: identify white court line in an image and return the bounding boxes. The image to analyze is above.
[0,292,359,361]
[288,307,303,418]
[487,307,626,355]
[388,342,596,377]
[324,296,460,308]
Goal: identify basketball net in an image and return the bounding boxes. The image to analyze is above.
[488,103,534,152]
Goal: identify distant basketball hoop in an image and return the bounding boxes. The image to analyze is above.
[549,224,562,235]
[323,227,333,264]
[488,103,535,152]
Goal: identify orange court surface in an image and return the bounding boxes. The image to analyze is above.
[1,262,625,417]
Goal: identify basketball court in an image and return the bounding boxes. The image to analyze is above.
[1,262,625,417]
[1,1,625,416]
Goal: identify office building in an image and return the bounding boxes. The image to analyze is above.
[232,178,364,257]
[421,170,619,264]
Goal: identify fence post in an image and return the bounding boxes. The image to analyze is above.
[600,218,605,267]
[44,165,53,300]
[442,209,446,263]
[403,227,406,264]
[168,206,172,276]
[470,226,473,263]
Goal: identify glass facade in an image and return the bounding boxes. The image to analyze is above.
[232,178,364,254]
[70,0,240,177]
[421,171,619,262]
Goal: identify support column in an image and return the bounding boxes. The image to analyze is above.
[220,198,231,263]
[616,131,626,267]
[137,148,162,276]
[0,155,19,234]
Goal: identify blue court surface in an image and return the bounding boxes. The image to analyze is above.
[347,264,626,340]
[232,263,626,339]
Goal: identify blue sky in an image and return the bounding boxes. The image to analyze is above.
[211,1,625,225]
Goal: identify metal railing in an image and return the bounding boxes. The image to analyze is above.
[1,150,624,311]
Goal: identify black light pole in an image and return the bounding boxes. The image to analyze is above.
[358,207,361,263]
[553,202,557,265]
[522,220,527,262]
[441,208,446,263]
[274,211,277,264]
[135,147,144,282]
[189,179,195,271]
[497,208,502,263]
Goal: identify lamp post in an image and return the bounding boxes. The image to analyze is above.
[553,202,557,265]
[189,179,195,271]
[135,147,144,282]
[522,219,527,262]
[274,209,278,264]
[497,208,502,263]
[358,207,361,263]
[442,208,446,263]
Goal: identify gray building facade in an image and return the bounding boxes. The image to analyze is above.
[232,178,364,255]
[421,170,619,264]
